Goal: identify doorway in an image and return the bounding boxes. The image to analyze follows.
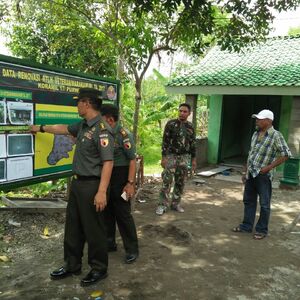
[219,95,281,165]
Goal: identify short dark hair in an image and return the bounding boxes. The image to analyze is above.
[100,104,119,121]
[88,98,102,111]
[179,103,191,112]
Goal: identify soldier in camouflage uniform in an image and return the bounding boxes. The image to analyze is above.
[156,103,196,216]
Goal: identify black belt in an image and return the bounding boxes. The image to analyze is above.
[73,175,100,181]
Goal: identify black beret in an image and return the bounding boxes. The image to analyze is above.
[73,88,103,101]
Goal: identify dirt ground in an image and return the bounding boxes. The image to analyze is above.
[0,175,300,300]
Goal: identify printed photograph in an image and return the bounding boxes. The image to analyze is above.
[0,159,6,181]
[0,99,6,124]
[7,101,33,125]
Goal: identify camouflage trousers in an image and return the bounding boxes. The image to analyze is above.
[159,154,190,207]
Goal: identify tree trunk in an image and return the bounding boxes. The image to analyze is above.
[133,77,142,144]
[116,56,125,80]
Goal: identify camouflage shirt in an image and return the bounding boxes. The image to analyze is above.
[162,118,196,158]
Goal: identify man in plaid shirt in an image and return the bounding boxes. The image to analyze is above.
[232,109,291,240]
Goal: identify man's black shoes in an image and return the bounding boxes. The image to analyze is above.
[125,253,138,264]
[50,267,81,280]
[50,267,107,286]
[108,243,117,252]
[80,270,108,287]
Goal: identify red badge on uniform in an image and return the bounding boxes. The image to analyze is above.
[124,141,131,149]
[123,138,131,149]
[100,138,109,147]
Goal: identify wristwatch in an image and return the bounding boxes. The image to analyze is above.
[127,180,134,185]
[40,124,46,133]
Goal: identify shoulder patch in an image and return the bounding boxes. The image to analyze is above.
[124,139,131,149]
[119,127,132,150]
[100,137,109,147]
[119,127,128,138]
[99,122,106,131]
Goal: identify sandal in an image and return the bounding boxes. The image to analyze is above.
[253,232,266,240]
[232,226,247,233]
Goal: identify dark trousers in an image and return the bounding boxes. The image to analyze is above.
[104,166,138,254]
[64,178,108,272]
[239,173,272,234]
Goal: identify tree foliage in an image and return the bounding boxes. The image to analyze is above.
[121,69,183,163]
[0,2,9,22]
[3,0,300,144]
[134,0,300,53]
[4,1,117,76]
[288,26,300,36]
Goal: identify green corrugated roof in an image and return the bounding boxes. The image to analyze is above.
[168,36,300,87]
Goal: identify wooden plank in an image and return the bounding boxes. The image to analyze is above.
[1,196,19,207]
[196,166,231,177]
[0,196,67,210]
[4,197,65,202]
[0,206,66,212]
[193,179,206,184]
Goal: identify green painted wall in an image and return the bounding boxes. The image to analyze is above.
[279,96,293,141]
[207,95,223,163]
[278,96,294,173]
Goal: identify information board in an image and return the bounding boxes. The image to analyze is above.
[0,54,120,189]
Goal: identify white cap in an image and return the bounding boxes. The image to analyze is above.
[252,109,274,121]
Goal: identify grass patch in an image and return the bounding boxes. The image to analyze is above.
[144,163,162,175]
[138,145,161,165]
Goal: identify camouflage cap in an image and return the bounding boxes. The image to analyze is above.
[73,88,103,101]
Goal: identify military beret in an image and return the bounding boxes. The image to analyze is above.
[73,88,103,101]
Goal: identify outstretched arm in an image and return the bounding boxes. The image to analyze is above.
[30,124,69,135]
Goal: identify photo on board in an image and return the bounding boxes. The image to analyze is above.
[0,134,6,158]
[7,134,34,157]
[0,159,6,181]
[0,99,6,124]
[7,101,33,125]
[6,156,33,181]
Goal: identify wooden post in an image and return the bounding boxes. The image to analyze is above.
[140,155,144,186]
[132,155,144,211]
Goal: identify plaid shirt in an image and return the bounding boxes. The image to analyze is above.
[247,126,291,178]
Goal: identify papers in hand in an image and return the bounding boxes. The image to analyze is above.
[121,191,128,201]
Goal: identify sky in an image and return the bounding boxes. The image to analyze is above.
[271,6,300,36]
[0,6,300,76]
